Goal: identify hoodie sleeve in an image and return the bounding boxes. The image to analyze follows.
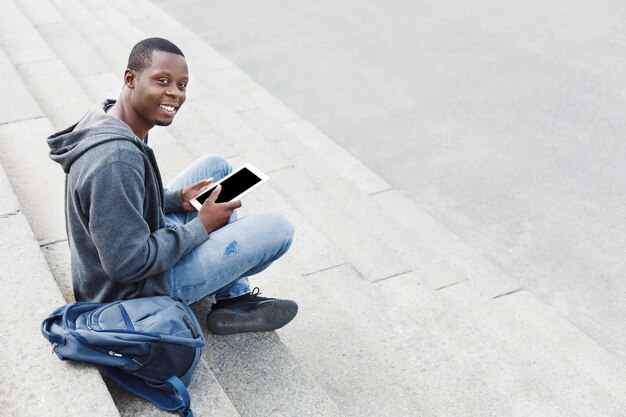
[84,161,209,284]
[163,188,184,213]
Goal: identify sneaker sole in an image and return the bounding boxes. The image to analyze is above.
[207,299,298,335]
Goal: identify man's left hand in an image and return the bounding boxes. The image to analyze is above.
[181,178,214,212]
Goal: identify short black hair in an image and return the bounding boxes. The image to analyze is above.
[127,37,185,73]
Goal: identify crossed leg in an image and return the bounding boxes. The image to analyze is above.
[164,155,294,305]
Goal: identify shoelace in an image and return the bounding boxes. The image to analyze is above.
[246,287,269,301]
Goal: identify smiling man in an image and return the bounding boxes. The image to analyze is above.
[47,38,298,335]
[108,39,187,136]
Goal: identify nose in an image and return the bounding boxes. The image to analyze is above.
[165,86,184,99]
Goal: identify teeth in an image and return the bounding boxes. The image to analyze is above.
[160,105,175,112]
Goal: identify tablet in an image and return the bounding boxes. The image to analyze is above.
[189,163,268,211]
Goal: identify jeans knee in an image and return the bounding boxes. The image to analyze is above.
[199,155,232,180]
[264,211,295,246]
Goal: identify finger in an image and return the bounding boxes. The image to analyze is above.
[228,199,242,209]
[196,178,213,190]
[208,184,222,203]
[199,181,215,194]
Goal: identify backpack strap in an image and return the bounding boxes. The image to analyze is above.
[41,314,64,343]
[40,310,67,351]
[101,366,193,417]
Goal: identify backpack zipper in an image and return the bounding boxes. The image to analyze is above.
[108,350,142,366]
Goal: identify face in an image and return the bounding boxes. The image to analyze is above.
[128,50,189,131]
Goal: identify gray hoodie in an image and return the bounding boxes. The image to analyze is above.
[47,99,209,302]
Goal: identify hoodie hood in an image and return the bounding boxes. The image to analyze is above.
[47,99,142,173]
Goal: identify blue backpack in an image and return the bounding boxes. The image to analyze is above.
[41,296,205,417]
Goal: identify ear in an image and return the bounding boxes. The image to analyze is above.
[123,69,137,89]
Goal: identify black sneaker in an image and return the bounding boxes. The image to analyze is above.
[207,288,298,335]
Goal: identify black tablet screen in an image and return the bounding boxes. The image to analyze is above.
[195,167,262,204]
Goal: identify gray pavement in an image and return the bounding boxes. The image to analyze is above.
[154,0,626,363]
[1,0,626,416]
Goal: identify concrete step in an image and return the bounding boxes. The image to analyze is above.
[0,162,120,417]
[0,117,66,246]
[369,188,522,296]
[103,359,240,417]
[257,259,626,416]
[0,2,91,130]
[0,41,43,126]
[191,300,342,417]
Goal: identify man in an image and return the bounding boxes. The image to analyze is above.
[47,37,297,335]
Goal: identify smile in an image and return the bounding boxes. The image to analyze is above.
[160,104,177,112]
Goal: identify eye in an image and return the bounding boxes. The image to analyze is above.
[178,82,188,89]
[157,78,169,86]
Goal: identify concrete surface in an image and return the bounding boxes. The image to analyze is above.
[192,300,342,417]
[0,182,119,417]
[265,261,626,416]
[153,0,626,364]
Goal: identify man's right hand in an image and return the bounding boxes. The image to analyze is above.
[197,184,242,233]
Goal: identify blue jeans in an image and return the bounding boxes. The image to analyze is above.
[164,155,294,304]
